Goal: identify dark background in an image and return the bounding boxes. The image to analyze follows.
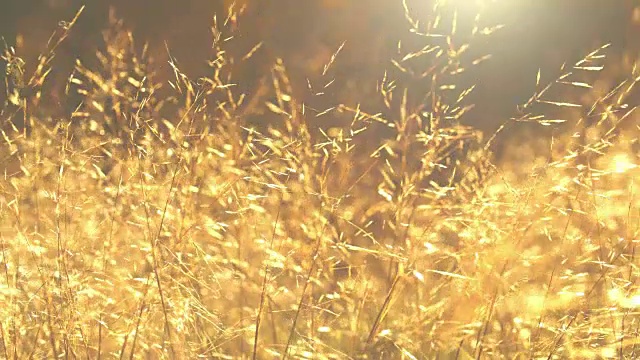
[1,0,638,133]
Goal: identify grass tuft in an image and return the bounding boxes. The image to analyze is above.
[1,2,639,359]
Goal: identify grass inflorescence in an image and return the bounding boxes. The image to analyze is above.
[1,2,639,359]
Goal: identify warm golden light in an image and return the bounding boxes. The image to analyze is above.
[611,153,637,174]
[1,1,639,359]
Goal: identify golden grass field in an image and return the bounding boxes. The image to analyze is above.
[1,2,639,359]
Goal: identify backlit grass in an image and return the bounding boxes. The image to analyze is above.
[1,2,639,359]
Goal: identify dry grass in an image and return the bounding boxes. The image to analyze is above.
[1,2,639,359]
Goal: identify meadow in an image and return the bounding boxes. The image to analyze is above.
[1,2,639,359]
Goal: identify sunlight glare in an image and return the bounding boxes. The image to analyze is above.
[611,153,637,174]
